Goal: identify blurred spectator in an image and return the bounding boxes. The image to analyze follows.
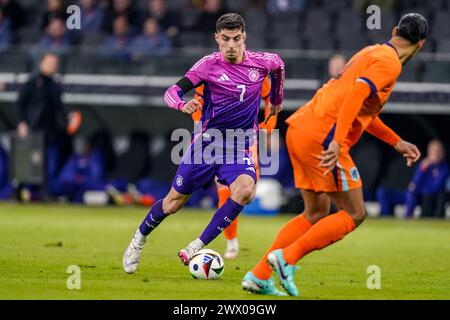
[98,16,131,59]
[80,0,104,33]
[320,54,347,88]
[405,140,449,217]
[192,0,226,32]
[40,0,68,30]
[328,54,346,78]
[377,140,450,218]
[32,18,73,57]
[0,7,12,53]
[17,53,72,184]
[0,0,26,30]
[140,0,179,39]
[49,137,105,202]
[101,0,140,35]
[266,0,305,14]
[129,18,171,59]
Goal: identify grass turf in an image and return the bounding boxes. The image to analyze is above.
[0,203,449,300]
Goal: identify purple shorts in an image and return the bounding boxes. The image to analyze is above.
[171,143,257,195]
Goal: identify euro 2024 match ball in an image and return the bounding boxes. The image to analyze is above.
[189,249,225,280]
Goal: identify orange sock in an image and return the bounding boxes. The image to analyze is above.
[224,218,238,240]
[217,187,238,240]
[282,211,356,265]
[217,187,230,208]
[252,214,312,280]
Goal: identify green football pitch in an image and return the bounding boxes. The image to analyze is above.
[0,203,449,300]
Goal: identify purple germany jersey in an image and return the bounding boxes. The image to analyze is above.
[185,50,285,133]
[165,50,285,195]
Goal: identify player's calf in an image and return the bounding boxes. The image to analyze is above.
[162,188,191,215]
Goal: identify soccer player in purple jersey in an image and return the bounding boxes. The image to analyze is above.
[123,13,285,286]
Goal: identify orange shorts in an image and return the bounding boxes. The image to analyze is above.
[286,126,362,193]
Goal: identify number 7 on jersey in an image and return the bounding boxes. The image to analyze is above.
[237,84,246,101]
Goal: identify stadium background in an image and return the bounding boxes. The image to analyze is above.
[0,0,449,215]
[0,0,449,302]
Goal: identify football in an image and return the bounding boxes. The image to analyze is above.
[189,249,225,280]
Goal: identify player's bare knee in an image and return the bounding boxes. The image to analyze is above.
[231,184,255,205]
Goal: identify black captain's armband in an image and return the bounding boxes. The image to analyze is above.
[176,77,200,94]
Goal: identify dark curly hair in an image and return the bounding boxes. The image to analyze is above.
[397,13,428,44]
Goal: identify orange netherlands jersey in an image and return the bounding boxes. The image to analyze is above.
[286,43,402,149]
[192,76,276,132]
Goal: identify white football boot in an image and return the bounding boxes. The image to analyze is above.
[224,238,239,260]
[123,229,147,274]
[178,238,205,265]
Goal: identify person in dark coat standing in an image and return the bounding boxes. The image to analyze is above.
[16,53,80,195]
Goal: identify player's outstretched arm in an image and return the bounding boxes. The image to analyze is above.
[366,116,401,146]
[367,117,420,167]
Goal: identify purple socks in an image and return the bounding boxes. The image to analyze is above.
[199,198,244,245]
[138,198,244,245]
[139,199,167,236]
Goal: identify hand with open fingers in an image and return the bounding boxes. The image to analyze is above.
[394,140,421,167]
[319,140,340,175]
[268,103,283,115]
[181,98,202,114]
[265,103,283,124]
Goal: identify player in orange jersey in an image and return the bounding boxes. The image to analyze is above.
[193,76,277,259]
[242,13,428,296]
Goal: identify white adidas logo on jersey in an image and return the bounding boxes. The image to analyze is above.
[218,73,230,81]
